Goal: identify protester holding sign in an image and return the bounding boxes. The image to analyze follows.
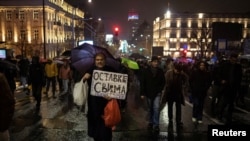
[82,52,120,141]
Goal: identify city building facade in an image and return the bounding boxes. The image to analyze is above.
[153,11,250,59]
[0,0,84,59]
[128,9,152,57]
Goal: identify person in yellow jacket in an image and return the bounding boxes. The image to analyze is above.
[44,59,58,98]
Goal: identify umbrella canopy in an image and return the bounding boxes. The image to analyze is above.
[53,50,71,62]
[61,50,71,56]
[53,60,64,64]
[0,59,19,71]
[121,57,139,70]
[129,53,146,60]
[71,43,121,73]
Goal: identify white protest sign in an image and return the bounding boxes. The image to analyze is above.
[90,70,128,100]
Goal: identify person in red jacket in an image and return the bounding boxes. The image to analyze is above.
[0,72,15,141]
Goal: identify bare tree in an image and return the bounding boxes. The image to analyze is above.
[190,24,212,58]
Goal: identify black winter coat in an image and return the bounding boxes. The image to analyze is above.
[28,62,46,86]
[190,69,212,98]
[0,73,15,132]
[140,67,165,99]
[86,65,117,140]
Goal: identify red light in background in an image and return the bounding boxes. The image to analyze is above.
[114,27,119,36]
[115,27,119,32]
[182,49,187,57]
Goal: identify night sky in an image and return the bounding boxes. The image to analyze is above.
[66,0,250,39]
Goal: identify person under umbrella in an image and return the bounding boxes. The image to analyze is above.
[82,52,117,141]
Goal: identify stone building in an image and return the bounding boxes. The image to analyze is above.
[0,0,84,59]
[153,10,250,59]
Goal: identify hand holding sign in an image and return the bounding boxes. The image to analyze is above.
[90,70,128,100]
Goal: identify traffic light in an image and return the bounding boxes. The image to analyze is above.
[114,27,119,36]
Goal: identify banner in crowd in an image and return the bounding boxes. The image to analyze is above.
[90,70,128,100]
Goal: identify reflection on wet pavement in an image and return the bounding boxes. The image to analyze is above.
[10,84,221,141]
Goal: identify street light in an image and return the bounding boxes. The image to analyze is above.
[42,0,46,59]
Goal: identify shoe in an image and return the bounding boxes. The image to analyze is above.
[198,120,203,124]
[192,117,197,122]
[147,123,153,130]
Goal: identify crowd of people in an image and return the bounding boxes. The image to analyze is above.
[0,51,249,141]
[0,51,73,141]
[134,52,247,133]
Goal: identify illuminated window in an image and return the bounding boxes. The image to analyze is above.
[7,30,12,40]
[20,30,26,40]
[192,22,198,28]
[170,22,176,27]
[19,11,25,20]
[34,30,39,40]
[181,22,187,28]
[6,11,12,20]
[33,11,39,19]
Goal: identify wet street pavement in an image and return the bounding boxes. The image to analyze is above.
[9,82,250,141]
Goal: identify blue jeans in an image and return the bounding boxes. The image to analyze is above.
[20,76,28,88]
[62,79,69,94]
[192,96,205,120]
[147,94,161,126]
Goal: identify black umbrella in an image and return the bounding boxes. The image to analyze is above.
[129,53,146,60]
[71,43,121,74]
[0,59,19,72]
[61,50,71,56]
